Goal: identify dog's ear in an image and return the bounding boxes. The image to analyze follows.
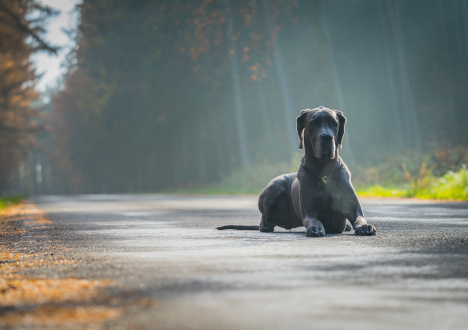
[335,110,347,149]
[296,109,310,149]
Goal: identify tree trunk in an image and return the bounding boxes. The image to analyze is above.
[224,0,250,167]
[261,0,296,154]
[386,0,421,149]
[376,0,404,141]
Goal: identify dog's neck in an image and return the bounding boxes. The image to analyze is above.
[302,146,340,175]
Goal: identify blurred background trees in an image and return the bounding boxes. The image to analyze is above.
[1,0,467,194]
[0,0,57,194]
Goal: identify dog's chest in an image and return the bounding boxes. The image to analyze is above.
[300,176,342,211]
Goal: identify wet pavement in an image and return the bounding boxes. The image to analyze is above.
[4,194,468,329]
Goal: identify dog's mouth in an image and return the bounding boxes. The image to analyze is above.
[314,141,336,159]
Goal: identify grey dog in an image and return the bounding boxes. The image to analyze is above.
[218,106,376,237]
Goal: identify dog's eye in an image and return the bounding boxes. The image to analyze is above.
[331,121,338,127]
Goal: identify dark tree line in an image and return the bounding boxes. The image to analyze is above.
[0,0,57,194]
[45,0,468,193]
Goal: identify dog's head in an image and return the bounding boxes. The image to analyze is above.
[296,106,346,159]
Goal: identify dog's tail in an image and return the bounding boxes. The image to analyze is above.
[217,223,352,231]
[216,225,259,230]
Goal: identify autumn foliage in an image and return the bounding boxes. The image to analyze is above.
[0,0,57,193]
[48,0,468,194]
[50,0,301,193]
[4,0,467,194]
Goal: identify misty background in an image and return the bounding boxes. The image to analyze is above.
[2,0,468,195]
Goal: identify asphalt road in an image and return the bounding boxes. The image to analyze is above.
[29,195,468,329]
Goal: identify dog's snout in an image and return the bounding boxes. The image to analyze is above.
[321,135,333,143]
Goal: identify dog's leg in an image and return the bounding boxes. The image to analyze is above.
[258,178,290,233]
[345,205,376,236]
[303,217,325,237]
[297,180,326,237]
[352,216,376,236]
[259,212,275,232]
[338,185,376,236]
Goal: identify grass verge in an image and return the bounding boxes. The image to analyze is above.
[0,196,26,211]
[356,167,468,200]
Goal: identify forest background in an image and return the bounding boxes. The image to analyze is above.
[1,0,467,200]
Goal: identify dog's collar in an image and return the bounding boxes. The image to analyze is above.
[302,159,343,185]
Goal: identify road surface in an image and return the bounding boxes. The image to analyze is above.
[2,194,468,329]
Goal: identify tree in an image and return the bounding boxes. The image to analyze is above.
[48,0,468,193]
[0,0,57,194]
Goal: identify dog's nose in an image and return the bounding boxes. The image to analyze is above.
[321,135,333,143]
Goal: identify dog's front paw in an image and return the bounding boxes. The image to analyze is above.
[259,220,275,232]
[354,224,376,236]
[306,225,325,237]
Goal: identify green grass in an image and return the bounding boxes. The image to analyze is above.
[0,195,26,211]
[414,167,468,200]
[357,167,468,200]
[356,185,411,198]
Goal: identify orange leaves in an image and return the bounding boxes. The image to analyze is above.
[242,46,250,61]
[250,62,267,81]
[170,0,290,79]
[1,277,115,306]
[0,306,124,327]
[0,1,54,193]
[186,3,226,65]
[240,6,256,28]
[0,203,127,328]
[190,47,198,61]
